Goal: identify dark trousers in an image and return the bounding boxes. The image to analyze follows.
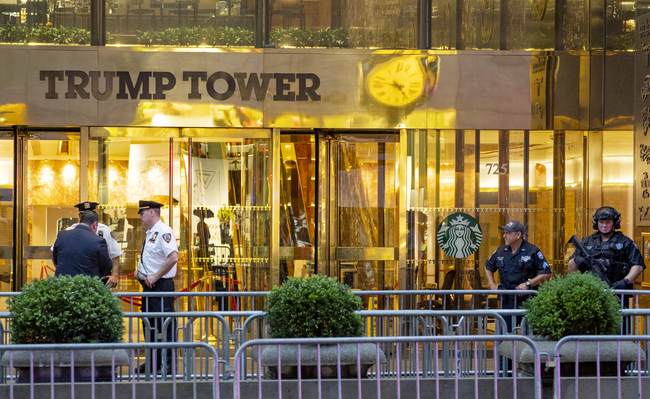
[140,278,176,368]
[501,295,525,334]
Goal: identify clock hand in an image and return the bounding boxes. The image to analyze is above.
[390,81,406,95]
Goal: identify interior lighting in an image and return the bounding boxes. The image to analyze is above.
[62,163,76,181]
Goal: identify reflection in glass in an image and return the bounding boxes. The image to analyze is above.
[605,1,635,51]
[0,139,12,294]
[431,0,456,49]
[184,137,271,303]
[269,0,417,48]
[279,136,315,283]
[337,140,398,290]
[26,138,80,286]
[106,0,256,45]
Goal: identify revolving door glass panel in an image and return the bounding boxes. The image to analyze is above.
[320,133,400,291]
[279,134,316,284]
[0,136,12,295]
[182,131,272,306]
[89,132,180,297]
[23,133,81,289]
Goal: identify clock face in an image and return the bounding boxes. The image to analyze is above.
[367,57,425,107]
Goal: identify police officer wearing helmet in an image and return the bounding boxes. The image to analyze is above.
[485,220,552,332]
[568,206,645,290]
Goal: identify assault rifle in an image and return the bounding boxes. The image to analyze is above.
[568,235,612,287]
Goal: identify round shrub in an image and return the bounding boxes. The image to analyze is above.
[522,272,621,340]
[264,275,363,338]
[9,275,124,344]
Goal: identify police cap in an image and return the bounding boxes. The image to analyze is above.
[138,200,164,214]
[498,220,525,234]
[74,201,99,212]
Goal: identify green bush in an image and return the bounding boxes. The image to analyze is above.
[522,272,621,340]
[0,25,92,45]
[264,275,363,338]
[8,275,124,344]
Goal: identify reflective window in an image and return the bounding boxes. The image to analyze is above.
[0,137,12,295]
[25,135,80,286]
[279,135,315,283]
[0,2,91,45]
[407,130,594,299]
[107,0,256,46]
[605,1,635,51]
[270,0,417,49]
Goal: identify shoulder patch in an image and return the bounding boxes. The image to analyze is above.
[537,252,544,259]
[110,231,115,239]
[162,233,172,243]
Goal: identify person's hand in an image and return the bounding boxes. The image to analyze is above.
[574,256,587,267]
[105,274,118,289]
[611,279,627,290]
[489,282,499,290]
[144,274,159,288]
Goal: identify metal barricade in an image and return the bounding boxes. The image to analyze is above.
[233,335,542,399]
[553,335,650,399]
[237,310,513,381]
[0,312,9,345]
[0,342,220,399]
[123,311,232,377]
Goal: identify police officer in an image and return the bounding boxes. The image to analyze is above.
[485,220,551,332]
[51,201,122,287]
[136,200,178,375]
[568,206,645,290]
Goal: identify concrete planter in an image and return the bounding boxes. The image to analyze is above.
[1,348,130,383]
[257,343,387,379]
[498,338,645,378]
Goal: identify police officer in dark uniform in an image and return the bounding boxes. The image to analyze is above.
[568,206,645,292]
[485,220,551,332]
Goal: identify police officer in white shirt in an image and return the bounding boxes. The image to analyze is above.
[51,201,122,287]
[136,200,178,375]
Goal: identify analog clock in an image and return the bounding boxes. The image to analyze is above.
[356,55,439,113]
[366,56,426,107]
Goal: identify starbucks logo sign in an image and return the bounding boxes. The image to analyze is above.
[437,213,483,258]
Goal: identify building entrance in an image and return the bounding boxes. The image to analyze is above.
[279,131,406,291]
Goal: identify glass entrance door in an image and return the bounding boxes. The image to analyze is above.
[319,133,404,291]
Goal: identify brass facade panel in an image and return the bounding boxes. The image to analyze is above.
[279,247,314,260]
[24,246,54,259]
[0,246,10,259]
[1,46,545,130]
[335,247,398,261]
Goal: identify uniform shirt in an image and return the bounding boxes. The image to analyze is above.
[50,222,122,259]
[140,220,178,279]
[485,240,551,289]
[570,231,646,286]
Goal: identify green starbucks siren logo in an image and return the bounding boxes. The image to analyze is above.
[437,213,483,258]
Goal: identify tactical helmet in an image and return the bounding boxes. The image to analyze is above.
[592,206,621,230]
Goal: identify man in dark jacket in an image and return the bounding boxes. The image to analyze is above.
[53,210,113,278]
